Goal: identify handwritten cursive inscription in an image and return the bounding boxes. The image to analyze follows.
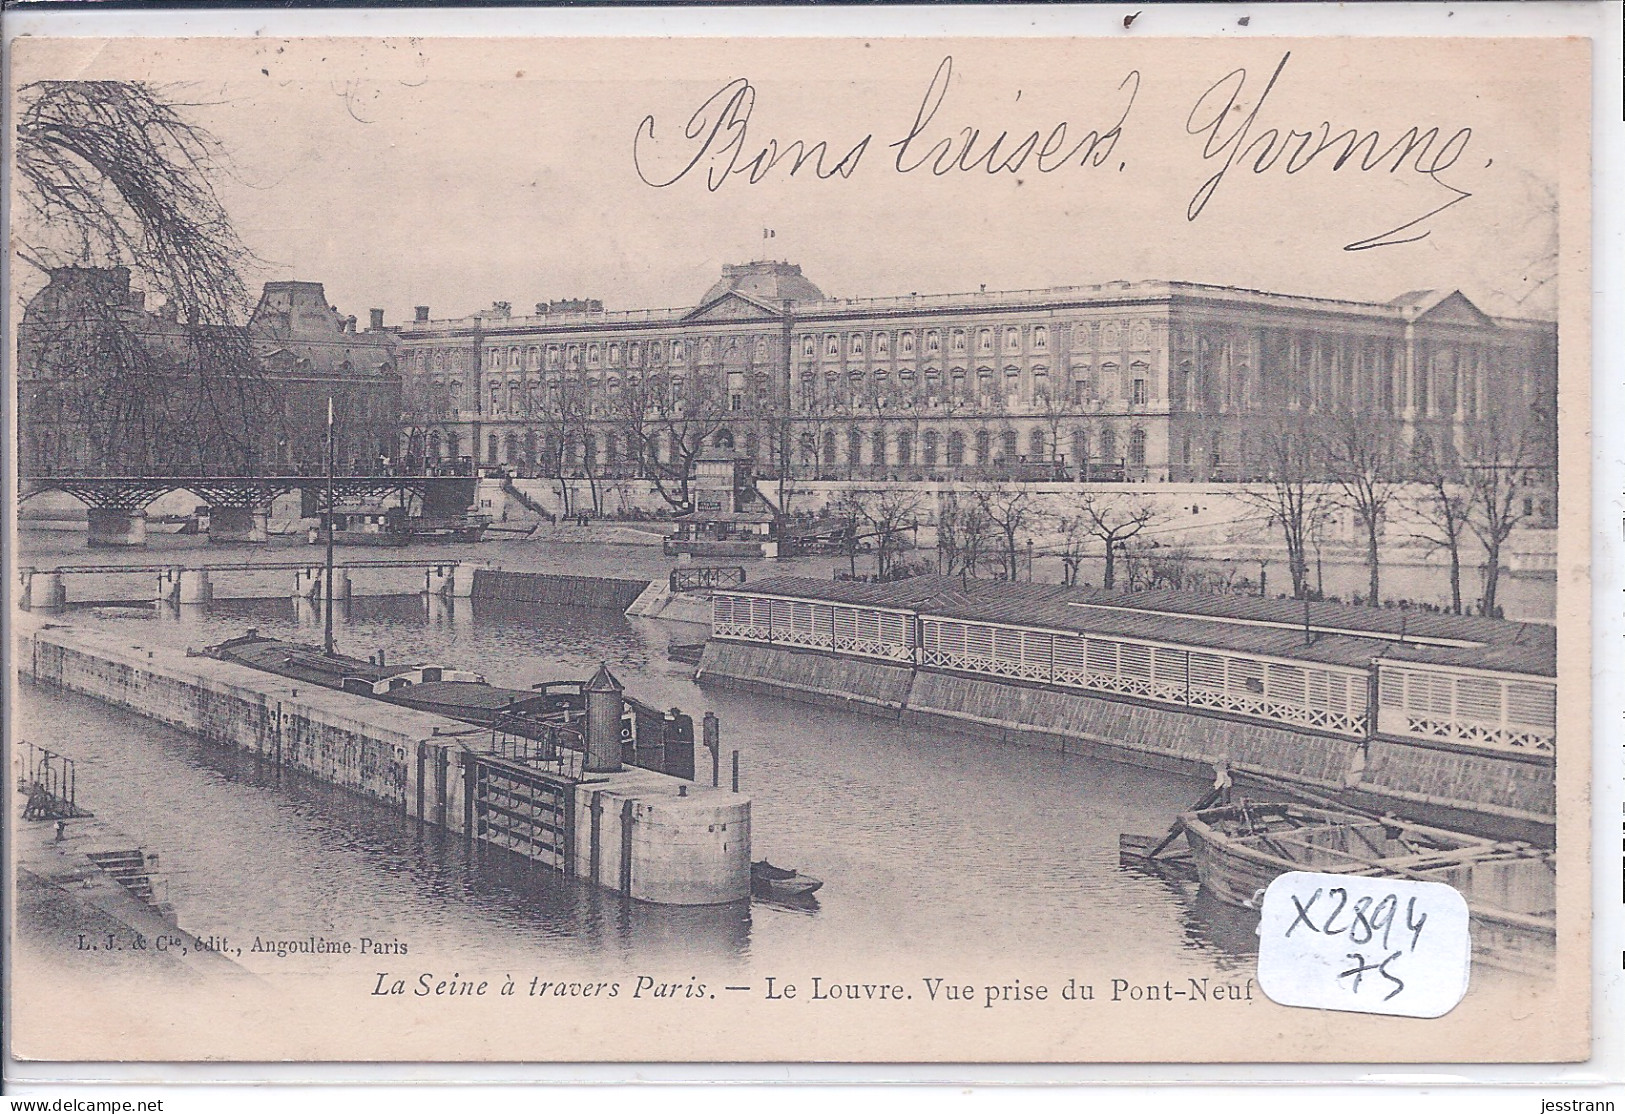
[1184,51,1475,251]
[888,56,1139,176]
[634,56,1138,191]
[631,52,1481,255]
[633,78,871,192]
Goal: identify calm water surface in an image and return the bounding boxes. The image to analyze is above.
[12,534,1295,981]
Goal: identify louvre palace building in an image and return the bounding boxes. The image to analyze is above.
[392,261,1556,487]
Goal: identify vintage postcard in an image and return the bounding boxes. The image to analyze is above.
[4,28,1593,1067]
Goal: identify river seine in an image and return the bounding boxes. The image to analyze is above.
[10,531,1503,988]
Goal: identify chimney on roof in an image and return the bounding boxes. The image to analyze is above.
[369,308,384,330]
[414,306,430,323]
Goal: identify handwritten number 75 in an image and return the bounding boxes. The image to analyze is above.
[1340,951,1407,1001]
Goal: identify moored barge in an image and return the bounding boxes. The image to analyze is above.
[1180,802,1555,975]
[201,631,695,777]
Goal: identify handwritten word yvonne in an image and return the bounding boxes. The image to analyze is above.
[632,55,1137,192]
[1185,51,1476,250]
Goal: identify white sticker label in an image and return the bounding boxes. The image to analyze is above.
[1256,871,1471,1018]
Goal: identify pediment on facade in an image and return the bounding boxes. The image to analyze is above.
[1398,289,1495,327]
[682,291,784,323]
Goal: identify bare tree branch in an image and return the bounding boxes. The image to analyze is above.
[15,81,282,475]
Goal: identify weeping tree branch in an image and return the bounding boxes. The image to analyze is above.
[16,80,252,319]
[15,80,284,474]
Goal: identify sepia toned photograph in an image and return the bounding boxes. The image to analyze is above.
[4,28,1594,1068]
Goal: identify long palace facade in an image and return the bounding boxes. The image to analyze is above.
[392,261,1556,485]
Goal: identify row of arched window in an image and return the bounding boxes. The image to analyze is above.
[787,425,1148,469]
[801,324,1052,362]
[409,421,1150,471]
[480,332,807,374]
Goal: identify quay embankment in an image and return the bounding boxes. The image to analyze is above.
[696,577,1557,844]
[470,569,651,612]
[15,614,750,905]
[12,799,252,983]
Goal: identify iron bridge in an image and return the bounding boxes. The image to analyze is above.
[18,473,478,513]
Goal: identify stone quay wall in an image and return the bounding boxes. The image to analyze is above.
[17,618,750,904]
[696,639,1554,843]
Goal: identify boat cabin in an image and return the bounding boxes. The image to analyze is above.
[341,665,487,697]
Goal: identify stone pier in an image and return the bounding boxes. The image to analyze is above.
[86,509,147,548]
[293,566,351,600]
[177,569,213,605]
[451,561,485,598]
[19,570,66,610]
[208,507,269,544]
[155,568,212,604]
[425,564,456,598]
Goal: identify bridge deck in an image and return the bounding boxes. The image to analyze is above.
[42,559,475,575]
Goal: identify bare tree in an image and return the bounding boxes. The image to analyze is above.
[1464,412,1538,618]
[1239,416,1333,599]
[537,381,583,517]
[936,492,995,579]
[578,413,605,517]
[613,372,729,514]
[974,489,1034,581]
[15,81,282,474]
[765,414,800,520]
[1053,513,1092,586]
[1072,491,1161,590]
[1406,433,1472,614]
[1322,410,1405,607]
[840,489,924,581]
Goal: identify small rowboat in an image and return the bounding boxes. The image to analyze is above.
[667,642,707,666]
[752,860,823,898]
[1179,803,1555,975]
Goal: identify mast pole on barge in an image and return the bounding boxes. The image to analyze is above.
[324,395,336,657]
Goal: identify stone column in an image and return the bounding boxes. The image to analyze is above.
[584,663,625,774]
[86,509,147,548]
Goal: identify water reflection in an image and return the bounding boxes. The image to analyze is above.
[1118,860,1261,972]
[125,701,753,966]
[26,590,1266,976]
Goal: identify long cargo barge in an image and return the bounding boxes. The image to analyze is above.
[201,631,695,779]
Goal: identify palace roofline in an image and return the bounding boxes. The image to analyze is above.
[397,273,1556,336]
